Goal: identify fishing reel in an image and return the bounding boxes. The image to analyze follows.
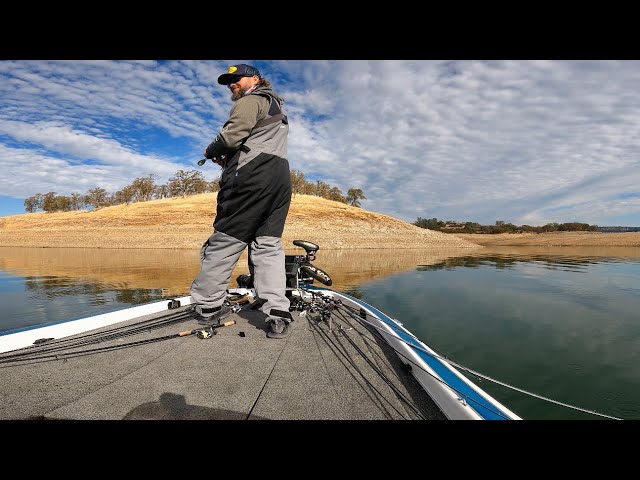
[196,327,216,339]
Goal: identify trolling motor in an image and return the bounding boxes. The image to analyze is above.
[293,240,319,261]
[291,241,332,287]
[235,240,333,289]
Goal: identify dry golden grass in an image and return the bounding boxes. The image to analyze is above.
[3,195,636,250]
[0,193,480,251]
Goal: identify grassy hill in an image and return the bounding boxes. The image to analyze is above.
[0,193,481,251]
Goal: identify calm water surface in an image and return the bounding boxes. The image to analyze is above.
[1,245,639,420]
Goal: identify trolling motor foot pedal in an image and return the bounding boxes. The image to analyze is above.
[248,297,268,311]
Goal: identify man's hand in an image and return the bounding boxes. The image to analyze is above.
[212,155,226,167]
[203,148,226,167]
[198,154,225,167]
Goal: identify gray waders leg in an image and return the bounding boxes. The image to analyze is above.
[190,231,247,309]
[249,236,292,325]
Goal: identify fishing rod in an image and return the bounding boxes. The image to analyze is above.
[0,298,257,366]
[0,319,239,367]
[0,308,195,362]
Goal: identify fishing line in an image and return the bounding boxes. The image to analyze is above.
[306,312,417,420]
[332,304,510,420]
[336,323,427,419]
[333,300,622,420]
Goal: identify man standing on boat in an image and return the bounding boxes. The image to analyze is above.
[190,63,293,339]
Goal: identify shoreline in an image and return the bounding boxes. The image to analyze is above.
[2,231,640,250]
[2,194,640,249]
[451,231,640,247]
[0,193,481,251]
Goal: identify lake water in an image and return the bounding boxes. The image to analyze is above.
[1,245,639,420]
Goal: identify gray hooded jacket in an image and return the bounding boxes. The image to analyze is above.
[207,84,292,243]
[205,85,288,169]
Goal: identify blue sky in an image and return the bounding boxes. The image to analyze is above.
[1,60,639,226]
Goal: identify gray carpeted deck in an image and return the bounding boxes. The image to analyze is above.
[0,302,446,420]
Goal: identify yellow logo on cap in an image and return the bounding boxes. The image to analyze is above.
[228,66,237,74]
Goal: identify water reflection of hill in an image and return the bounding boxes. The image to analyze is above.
[418,246,640,271]
[0,247,475,296]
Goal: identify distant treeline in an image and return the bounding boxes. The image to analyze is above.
[23,169,367,213]
[599,226,640,232]
[414,217,600,234]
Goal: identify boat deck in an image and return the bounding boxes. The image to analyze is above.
[0,302,446,420]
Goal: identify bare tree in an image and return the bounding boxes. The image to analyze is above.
[346,188,367,207]
[24,193,43,213]
[154,184,170,199]
[113,185,136,205]
[130,175,156,202]
[290,169,306,196]
[327,186,345,203]
[42,192,58,212]
[315,180,331,199]
[70,193,84,210]
[85,187,109,209]
[54,195,72,211]
[168,170,207,197]
[207,177,221,193]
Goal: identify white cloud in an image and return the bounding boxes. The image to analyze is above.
[0,120,179,172]
[2,60,640,225]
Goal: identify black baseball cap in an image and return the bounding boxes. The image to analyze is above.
[217,64,261,85]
